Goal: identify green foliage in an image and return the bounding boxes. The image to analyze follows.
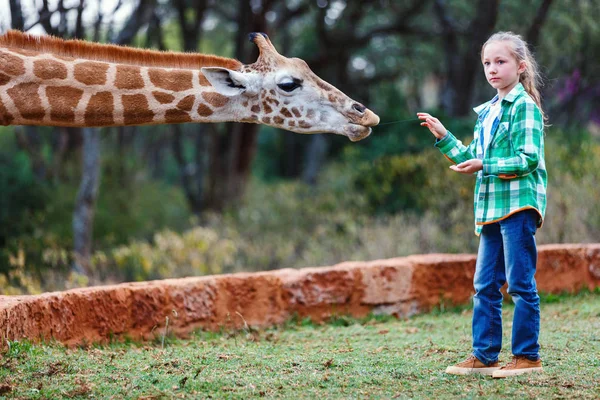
[91,227,235,282]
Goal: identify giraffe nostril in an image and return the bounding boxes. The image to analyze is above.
[352,103,366,114]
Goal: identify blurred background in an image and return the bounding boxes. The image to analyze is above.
[0,0,598,295]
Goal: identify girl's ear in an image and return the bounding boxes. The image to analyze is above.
[518,60,527,74]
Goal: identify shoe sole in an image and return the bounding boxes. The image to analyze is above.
[492,367,543,378]
[445,366,500,376]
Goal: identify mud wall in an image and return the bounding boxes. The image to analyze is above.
[1,244,599,347]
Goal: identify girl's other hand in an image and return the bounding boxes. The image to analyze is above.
[417,112,447,139]
[449,159,483,174]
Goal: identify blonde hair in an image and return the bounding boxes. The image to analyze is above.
[482,31,546,121]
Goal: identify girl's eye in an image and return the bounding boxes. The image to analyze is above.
[277,80,302,92]
[498,60,504,64]
[484,62,490,66]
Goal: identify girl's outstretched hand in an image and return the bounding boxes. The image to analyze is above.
[449,159,483,174]
[417,112,447,139]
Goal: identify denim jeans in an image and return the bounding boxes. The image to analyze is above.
[472,209,540,365]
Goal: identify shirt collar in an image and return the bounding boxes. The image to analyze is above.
[473,82,525,115]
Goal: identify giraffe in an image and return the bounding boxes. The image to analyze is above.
[0,30,379,141]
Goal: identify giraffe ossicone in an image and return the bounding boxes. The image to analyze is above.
[0,30,379,141]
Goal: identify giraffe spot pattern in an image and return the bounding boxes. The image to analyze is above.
[280,108,293,118]
[47,86,84,123]
[291,108,301,118]
[8,48,38,57]
[177,95,195,111]
[306,109,315,119]
[317,80,333,92]
[251,105,260,113]
[273,116,284,125]
[298,120,312,129]
[288,120,295,127]
[7,82,44,120]
[34,59,67,80]
[201,92,229,108]
[263,103,273,114]
[328,94,337,104]
[115,65,145,90]
[265,97,279,106]
[262,116,271,124]
[0,72,10,86]
[198,72,211,86]
[197,103,213,117]
[153,91,175,104]
[0,96,14,125]
[74,61,109,85]
[149,69,193,92]
[166,109,192,123]
[122,94,154,125]
[85,91,114,126]
[0,51,25,76]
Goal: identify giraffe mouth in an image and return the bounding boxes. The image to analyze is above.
[344,123,372,142]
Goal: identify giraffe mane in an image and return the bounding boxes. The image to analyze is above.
[0,30,242,71]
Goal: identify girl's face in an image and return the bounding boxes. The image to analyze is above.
[482,41,526,97]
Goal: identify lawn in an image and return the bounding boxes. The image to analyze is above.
[1,291,599,399]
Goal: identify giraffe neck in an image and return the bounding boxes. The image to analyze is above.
[0,36,252,128]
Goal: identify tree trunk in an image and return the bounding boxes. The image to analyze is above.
[72,128,100,275]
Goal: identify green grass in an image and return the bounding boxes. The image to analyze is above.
[1,291,599,399]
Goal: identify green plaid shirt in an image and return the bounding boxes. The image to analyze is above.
[434,83,547,235]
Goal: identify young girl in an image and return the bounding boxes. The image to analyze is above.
[417,31,547,378]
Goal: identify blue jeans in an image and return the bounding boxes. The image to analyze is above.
[472,209,540,365]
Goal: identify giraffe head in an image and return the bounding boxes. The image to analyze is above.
[201,33,379,141]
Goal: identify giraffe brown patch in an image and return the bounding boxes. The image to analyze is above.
[242,115,258,123]
[148,69,193,92]
[288,120,296,127]
[197,103,213,117]
[280,108,292,118]
[291,107,301,118]
[306,109,315,119]
[47,86,84,123]
[0,96,14,125]
[269,90,275,95]
[263,103,273,114]
[298,120,312,129]
[74,61,109,85]
[273,116,284,125]
[251,105,260,113]
[266,97,279,106]
[7,83,44,120]
[0,51,25,76]
[115,65,145,89]
[328,94,337,104]
[34,59,68,80]
[153,91,175,104]
[177,95,195,111]
[201,92,229,108]
[56,55,75,62]
[242,101,248,107]
[0,72,10,86]
[262,116,271,124]
[317,80,333,91]
[122,94,154,125]
[8,48,38,57]
[198,72,211,86]
[165,109,192,123]
[85,92,114,126]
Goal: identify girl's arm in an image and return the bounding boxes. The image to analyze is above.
[483,101,543,179]
[417,113,477,165]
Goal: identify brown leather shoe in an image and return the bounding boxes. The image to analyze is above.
[492,356,543,378]
[445,355,500,376]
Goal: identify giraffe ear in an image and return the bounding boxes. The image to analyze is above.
[201,67,258,97]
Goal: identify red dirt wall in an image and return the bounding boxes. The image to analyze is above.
[1,243,598,347]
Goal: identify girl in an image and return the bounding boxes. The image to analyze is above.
[417,31,547,378]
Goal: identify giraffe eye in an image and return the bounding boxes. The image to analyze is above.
[277,79,302,92]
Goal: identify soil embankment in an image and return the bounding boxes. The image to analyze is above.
[1,244,598,347]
